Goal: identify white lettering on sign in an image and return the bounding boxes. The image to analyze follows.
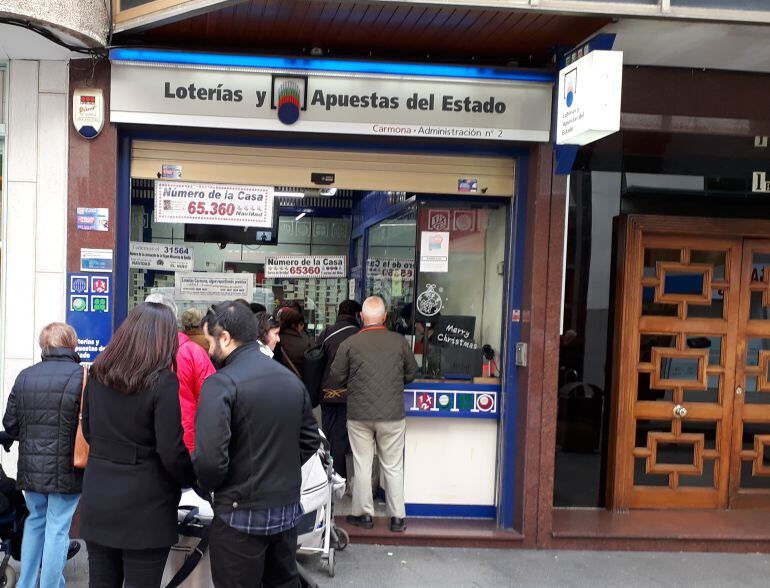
[265,255,347,279]
[154,181,274,228]
[130,242,194,271]
[753,171,770,193]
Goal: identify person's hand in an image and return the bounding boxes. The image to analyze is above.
[0,432,15,452]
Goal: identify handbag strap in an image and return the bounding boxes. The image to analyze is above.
[322,325,356,347]
[164,525,210,588]
[280,347,302,379]
[78,366,88,420]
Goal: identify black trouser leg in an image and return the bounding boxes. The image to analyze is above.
[122,546,170,588]
[262,526,299,588]
[321,402,349,479]
[209,515,267,588]
[87,542,124,588]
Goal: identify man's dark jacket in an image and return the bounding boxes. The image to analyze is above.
[3,348,84,494]
[329,327,419,421]
[316,315,360,393]
[193,343,320,514]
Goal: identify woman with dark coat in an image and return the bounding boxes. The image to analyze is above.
[276,306,310,377]
[2,323,84,588]
[79,302,195,588]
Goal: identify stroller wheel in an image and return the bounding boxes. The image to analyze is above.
[326,548,335,578]
[334,528,349,552]
[0,564,16,588]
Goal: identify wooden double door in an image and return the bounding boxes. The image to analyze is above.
[610,216,770,510]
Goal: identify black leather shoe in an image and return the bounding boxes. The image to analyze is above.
[346,514,374,529]
[390,517,407,532]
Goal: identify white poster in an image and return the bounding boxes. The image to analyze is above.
[420,232,449,273]
[155,181,274,228]
[265,255,346,279]
[130,242,194,271]
[175,272,254,301]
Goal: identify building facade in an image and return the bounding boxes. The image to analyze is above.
[3,0,770,552]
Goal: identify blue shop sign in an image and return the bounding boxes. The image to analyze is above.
[66,273,113,364]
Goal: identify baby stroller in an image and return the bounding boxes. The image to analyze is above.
[296,431,348,578]
[0,433,81,588]
[162,430,348,587]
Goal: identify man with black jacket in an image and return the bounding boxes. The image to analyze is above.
[317,299,361,480]
[193,301,320,588]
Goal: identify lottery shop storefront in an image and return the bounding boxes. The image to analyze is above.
[106,48,554,539]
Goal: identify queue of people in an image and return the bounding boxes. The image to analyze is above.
[2,294,417,588]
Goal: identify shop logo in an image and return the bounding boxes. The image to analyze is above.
[427,209,450,231]
[91,296,109,313]
[70,296,88,312]
[91,277,110,294]
[271,75,308,126]
[70,276,89,294]
[438,394,451,409]
[563,68,577,108]
[475,393,495,413]
[417,393,434,411]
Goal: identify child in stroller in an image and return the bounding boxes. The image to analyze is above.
[0,432,80,588]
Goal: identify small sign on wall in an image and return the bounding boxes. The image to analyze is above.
[77,207,109,232]
[81,248,114,272]
[73,88,105,140]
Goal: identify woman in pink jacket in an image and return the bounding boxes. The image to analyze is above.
[146,295,215,452]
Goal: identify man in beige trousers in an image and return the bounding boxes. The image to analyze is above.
[329,296,419,532]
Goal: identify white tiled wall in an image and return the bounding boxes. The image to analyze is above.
[2,60,69,474]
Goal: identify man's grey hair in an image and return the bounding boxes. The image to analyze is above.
[145,293,179,318]
[361,296,387,324]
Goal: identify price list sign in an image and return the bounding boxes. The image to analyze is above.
[154,181,274,228]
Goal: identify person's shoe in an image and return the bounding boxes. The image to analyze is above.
[346,514,374,529]
[390,517,407,532]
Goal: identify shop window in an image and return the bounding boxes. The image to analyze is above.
[410,203,506,381]
[364,207,417,325]
[127,179,351,337]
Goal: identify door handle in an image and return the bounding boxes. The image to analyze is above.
[673,404,688,419]
[737,386,744,396]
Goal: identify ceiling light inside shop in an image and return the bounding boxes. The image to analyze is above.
[276,191,305,198]
[295,212,307,221]
[319,188,337,197]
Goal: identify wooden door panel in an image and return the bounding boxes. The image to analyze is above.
[730,240,770,508]
[609,216,741,511]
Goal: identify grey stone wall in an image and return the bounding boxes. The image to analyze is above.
[0,0,108,47]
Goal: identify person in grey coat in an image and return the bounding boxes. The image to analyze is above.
[328,296,418,533]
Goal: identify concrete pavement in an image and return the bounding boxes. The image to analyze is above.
[24,542,770,587]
